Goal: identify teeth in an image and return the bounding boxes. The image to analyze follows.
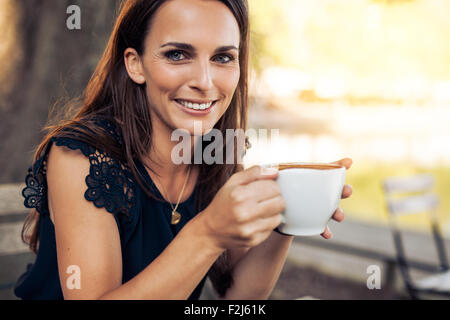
[178,100,213,110]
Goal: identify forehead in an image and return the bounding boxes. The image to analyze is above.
[147,0,240,48]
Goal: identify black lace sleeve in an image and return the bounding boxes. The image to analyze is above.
[21,120,137,225]
[22,149,50,216]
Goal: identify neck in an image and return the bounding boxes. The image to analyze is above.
[142,116,199,203]
[145,119,198,178]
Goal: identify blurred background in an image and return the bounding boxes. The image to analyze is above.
[245,0,450,233]
[1,0,449,299]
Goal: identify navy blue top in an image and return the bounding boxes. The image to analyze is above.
[14,117,207,300]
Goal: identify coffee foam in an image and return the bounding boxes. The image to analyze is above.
[278,163,342,171]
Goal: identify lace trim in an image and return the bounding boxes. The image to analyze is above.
[22,119,136,220]
[22,164,49,216]
[83,148,136,216]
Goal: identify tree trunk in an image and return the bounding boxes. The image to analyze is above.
[0,0,120,183]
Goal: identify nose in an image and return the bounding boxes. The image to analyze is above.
[189,59,214,92]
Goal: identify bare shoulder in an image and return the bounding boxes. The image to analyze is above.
[46,143,91,175]
[46,143,116,225]
[46,144,88,222]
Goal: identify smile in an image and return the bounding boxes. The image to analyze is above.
[174,99,218,116]
[175,99,215,110]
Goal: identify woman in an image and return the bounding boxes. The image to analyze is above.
[15,0,352,300]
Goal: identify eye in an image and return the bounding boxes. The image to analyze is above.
[214,54,235,64]
[164,50,187,62]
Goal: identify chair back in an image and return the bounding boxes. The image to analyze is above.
[382,174,449,297]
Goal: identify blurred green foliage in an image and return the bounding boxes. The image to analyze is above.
[248,0,450,99]
[341,164,450,234]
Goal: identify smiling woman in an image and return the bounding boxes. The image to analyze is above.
[13,0,310,301]
[13,0,352,301]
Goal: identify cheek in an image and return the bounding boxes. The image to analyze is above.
[146,63,182,96]
[219,68,240,97]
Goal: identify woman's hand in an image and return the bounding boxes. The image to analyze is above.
[197,165,284,250]
[321,158,353,239]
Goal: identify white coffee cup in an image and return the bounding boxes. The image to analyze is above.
[273,162,346,236]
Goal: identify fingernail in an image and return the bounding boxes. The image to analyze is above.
[261,165,279,176]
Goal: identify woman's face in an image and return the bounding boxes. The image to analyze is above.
[126,0,241,136]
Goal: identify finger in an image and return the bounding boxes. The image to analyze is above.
[259,164,279,178]
[246,179,282,203]
[232,165,278,186]
[341,185,353,199]
[321,226,333,239]
[232,165,262,185]
[252,213,283,234]
[332,208,345,222]
[331,158,353,170]
[254,195,286,219]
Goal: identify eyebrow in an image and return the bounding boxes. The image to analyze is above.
[160,42,239,53]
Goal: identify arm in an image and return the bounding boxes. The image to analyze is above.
[47,145,224,300]
[220,158,354,299]
[220,210,348,300]
[222,232,293,300]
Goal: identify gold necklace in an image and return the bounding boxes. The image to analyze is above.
[155,165,192,225]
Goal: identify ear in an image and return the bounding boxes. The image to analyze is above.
[124,48,146,85]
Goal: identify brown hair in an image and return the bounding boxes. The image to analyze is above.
[21,0,250,298]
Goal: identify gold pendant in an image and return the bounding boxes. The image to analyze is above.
[171,211,181,225]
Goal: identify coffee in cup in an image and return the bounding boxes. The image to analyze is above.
[272,162,346,236]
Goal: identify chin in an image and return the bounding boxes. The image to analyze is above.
[177,120,217,137]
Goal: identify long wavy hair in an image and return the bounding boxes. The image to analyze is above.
[20,0,250,298]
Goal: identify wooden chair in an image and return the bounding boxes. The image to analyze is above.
[382,174,450,299]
